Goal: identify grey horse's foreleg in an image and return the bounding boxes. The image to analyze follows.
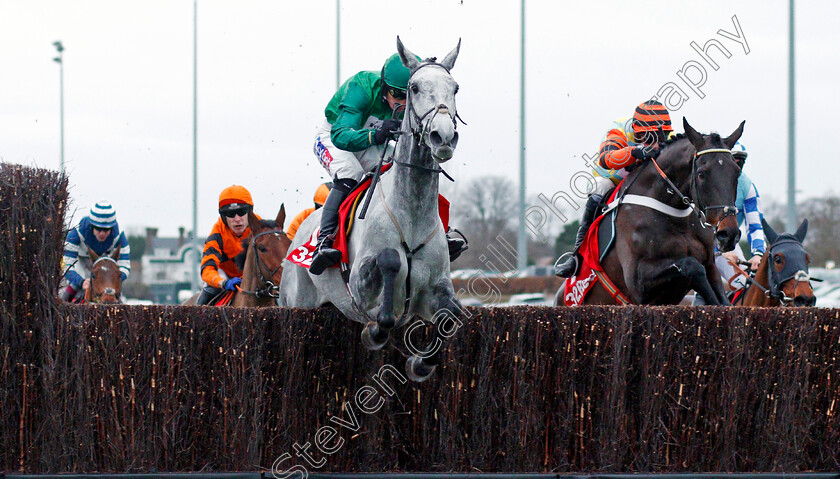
[360,248,401,350]
[406,280,462,382]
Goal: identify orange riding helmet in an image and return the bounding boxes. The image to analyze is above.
[632,100,673,133]
[313,183,332,207]
[218,185,254,209]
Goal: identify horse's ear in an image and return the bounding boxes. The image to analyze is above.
[762,218,778,245]
[723,120,746,149]
[248,211,262,234]
[110,247,120,261]
[88,249,100,263]
[794,218,808,243]
[683,117,704,150]
[275,204,286,229]
[440,38,461,71]
[396,36,420,71]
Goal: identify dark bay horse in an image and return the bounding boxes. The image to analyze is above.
[183,205,290,307]
[738,219,817,307]
[555,118,744,306]
[86,248,122,304]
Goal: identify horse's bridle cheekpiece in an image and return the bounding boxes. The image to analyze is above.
[691,148,739,228]
[236,230,284,299]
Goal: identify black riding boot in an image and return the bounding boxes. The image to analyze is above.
[196,286,222,306]
[58,284,78,302]
[554,194,603,278]
[446,228,469,262]
[309,179,356,275]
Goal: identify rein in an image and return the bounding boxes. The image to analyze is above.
[236,230,285,299]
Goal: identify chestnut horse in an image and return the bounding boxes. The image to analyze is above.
[555,118,744,306]
[85,248,122,304]
[231,207,291,307]
[737,219,817,307]
[183,205,290,307]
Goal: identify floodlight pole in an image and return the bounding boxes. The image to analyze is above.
[191,0,200,293]
[786,0,797,231]
[517,0,527,271]
[53,41,65,174]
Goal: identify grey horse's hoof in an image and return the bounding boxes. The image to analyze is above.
[361,322,388,351]
[406,355,436,382]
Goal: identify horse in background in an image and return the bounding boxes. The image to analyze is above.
[183,205,290,307]
[85,248,122,304]
[231,207,291,307]
[555,118,744,306]
[736,218,817,307]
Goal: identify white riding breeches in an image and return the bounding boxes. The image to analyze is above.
[715,247,748,290]
[313,118,397,182]
[593,176,616,198]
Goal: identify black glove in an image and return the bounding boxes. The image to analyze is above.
[373,119,402,145]
[631,145,659,161]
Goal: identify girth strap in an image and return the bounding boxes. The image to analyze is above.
[379,185,441,315]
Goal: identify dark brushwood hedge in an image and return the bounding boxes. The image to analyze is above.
[2,305,839,474]
[2,164,840,474]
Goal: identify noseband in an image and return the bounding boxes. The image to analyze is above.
[237,230,285,299]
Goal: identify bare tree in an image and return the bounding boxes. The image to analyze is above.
[763,193,840,268]
[450,176,518,269]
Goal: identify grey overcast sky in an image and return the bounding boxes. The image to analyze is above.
[1,0,838,238]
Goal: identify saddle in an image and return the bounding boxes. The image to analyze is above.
[563,184,630,306]
[287,162,451,270]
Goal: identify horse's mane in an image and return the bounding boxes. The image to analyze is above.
[661,132,686,147]
[657,131,726,168]
[233,219,278,271]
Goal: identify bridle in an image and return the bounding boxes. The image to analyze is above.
[236,230,286,299]
[648,147,739,229]
[393,59,465,181]
[90,256,120,303]
[754,237,816,305]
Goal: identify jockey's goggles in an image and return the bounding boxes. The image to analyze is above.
[92,226,112,233]
[637,130,659,145]
[220,205,251,218]
[387,87,407,100]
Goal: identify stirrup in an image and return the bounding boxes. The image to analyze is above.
[554,251,580,278]
[447,228,469,262]
[309,248,342,275]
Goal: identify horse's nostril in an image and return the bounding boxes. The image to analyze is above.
[429,131,443,147]
[450,131,459,148]
[794,296,816,307]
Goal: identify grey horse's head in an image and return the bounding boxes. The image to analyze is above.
[396,36,461,163]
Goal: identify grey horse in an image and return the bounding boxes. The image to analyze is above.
[280,37,463,382]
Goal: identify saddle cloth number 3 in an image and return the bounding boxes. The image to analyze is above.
[287,227,319,268]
